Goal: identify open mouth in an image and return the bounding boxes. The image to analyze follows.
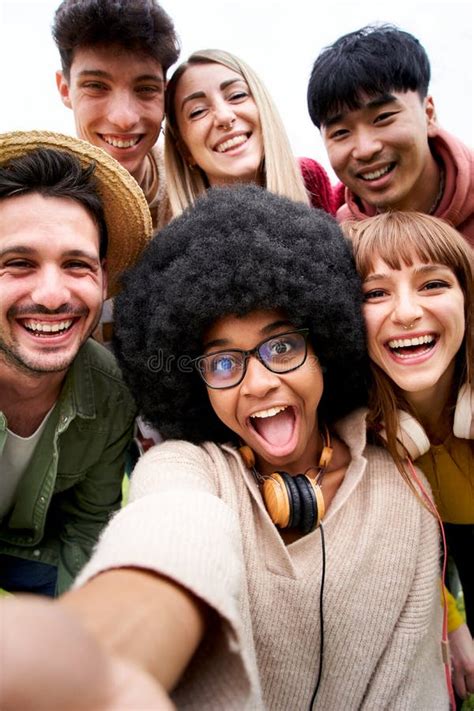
[386,334,437,359]
[215,133,250,153]
[19,318,76,338]
[248,405,296,447]
[359,162,396,182]
[101,134,142,149]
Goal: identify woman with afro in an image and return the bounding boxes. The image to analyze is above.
[60,186,448,709]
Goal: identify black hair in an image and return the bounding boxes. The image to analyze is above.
[114,184,369,444]
[0,148,108,259]
[52,0,180,80]
[307,24,431,128]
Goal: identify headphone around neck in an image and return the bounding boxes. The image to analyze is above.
[239,429,333,534]
[384,383,473,460]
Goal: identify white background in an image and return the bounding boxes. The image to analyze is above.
[0,0,472,179]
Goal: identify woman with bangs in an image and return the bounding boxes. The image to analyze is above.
[349,211,474,703]
[164,49,334,218]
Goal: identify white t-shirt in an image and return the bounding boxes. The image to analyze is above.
[0,407,54,517]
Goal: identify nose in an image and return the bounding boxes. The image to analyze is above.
[106,91,140,131]
[351,128,383,162]
[240,356,281,398]
[30,266,71,311]
[213,98,236,129]
[391,289,423,329]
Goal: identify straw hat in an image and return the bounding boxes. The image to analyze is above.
[0,130,153,296]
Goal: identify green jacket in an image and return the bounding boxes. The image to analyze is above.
[0,339,136,594]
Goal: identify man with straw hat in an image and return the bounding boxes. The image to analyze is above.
[0,130,152,596]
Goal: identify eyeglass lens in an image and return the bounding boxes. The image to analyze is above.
[197,331,307,388]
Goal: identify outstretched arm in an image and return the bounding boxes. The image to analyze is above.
[1,595,176,710]
[61,566,209,691]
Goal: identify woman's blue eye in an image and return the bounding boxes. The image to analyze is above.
[271,340,290,355]
[211,355,238,373]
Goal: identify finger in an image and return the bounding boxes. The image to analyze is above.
[451,666,467,700]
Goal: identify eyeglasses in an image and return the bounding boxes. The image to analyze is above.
[193,329,310,389]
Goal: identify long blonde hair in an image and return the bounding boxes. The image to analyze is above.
[164,49,309,217]
[347,211,473,482]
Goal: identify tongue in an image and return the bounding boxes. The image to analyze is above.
[395,343,433,356]
[252,408,295,446]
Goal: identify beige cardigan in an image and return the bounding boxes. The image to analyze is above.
[76,409,448,710]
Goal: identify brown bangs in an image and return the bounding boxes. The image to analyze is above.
[346,212,470,282]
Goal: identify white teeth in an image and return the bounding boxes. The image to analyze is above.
[360,165,392,181]
[216,135,248,153]
[103,136,140,148]
[250,405,288,419]
[23,319,73,334]
[388,335,435,349]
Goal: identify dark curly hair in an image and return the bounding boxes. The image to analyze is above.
[307,24,431,128]
[52,0,180,80]
[114,185,369,443]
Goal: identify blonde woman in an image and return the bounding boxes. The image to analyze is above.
[164,49,333,217]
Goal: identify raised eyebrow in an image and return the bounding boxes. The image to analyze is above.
[260,320,294,335]
[202,338,232,351]
[203,321,294,351]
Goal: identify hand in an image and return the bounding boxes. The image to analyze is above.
[1,595,175,710]
[449,623,474,700]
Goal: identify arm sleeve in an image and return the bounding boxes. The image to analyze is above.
[74,442,244,617]
[74,442,260,707]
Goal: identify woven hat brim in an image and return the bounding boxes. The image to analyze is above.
[0,131,153,297]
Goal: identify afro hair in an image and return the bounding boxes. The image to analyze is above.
[114,184,369,443]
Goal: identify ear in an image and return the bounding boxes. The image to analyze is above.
[56,70,73,109]
[424,95,438,137]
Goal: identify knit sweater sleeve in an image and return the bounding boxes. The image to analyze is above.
[360,499,448,710]
[74,439,260,707]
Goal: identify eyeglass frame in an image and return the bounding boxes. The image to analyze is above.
[192,328,311,390]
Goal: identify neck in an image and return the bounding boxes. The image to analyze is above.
[409,154,443,214]
[403,363,457,442]
[132,156,149,187]
[0,361,65,435]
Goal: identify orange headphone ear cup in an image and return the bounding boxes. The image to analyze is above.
[262,471,324,533]
[262,473,291,528]
[453,383,474,439]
